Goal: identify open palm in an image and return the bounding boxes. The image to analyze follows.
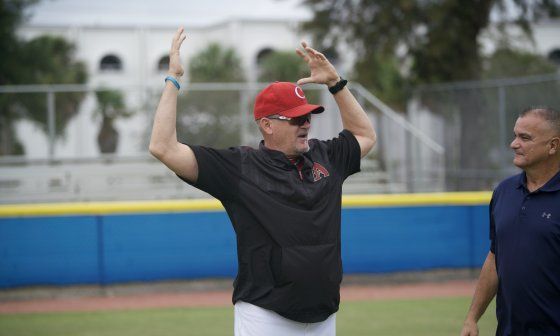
[168,27,186,78]
[296,41,339,87]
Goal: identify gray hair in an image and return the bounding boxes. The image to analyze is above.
[520,106,560,135]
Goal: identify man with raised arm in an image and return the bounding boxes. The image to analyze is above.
[150,27,376,336]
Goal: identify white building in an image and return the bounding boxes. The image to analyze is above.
[19,18,560,91]
[18,19,329,88]
[14,18,560,159]
[16,19,357,159]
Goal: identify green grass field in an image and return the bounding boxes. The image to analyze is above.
[0,297,496,336]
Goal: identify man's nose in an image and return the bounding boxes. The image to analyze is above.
[510,138,519,149]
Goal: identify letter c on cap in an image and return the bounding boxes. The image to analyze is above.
[295,86,306,99]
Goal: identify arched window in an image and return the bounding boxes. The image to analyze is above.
[157,55,169,71]
[548,49,560,66]
[256,48,274,65]
[100,54,123,71]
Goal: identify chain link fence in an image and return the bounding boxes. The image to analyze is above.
[412,73,560,191]
[0,82,445,203]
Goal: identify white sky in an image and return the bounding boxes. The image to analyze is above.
[28,0,312,26]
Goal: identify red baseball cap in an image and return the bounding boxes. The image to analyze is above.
[253,82,324,120]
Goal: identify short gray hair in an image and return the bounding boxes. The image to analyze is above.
[520,106,560,135]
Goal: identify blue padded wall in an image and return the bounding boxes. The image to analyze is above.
[0,205,490,288]
[0,216,99,287]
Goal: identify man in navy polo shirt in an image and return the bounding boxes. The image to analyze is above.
[149,27,376,336]
[461,107,560,336]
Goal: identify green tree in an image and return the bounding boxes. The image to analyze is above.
[258,51,309,82]
[189,43,244,83]
[483,48,557,79]
[353,53,408,109]
[176,43,246,148]
[258,50,321,105]
[17,36,87,135]
[95,89,132,154]
[302,0,560,190]
[0,0,37,85]
[1,0,38,155]
[483,49,559,153]
[302,0,559,85]
[0,0,88,156]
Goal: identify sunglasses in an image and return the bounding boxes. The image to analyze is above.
[267,114,311,126]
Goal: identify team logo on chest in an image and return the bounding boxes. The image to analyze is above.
[312,162,329,182]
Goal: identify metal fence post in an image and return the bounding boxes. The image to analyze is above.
[47,91,56,161]
[498,86,506,152]
[239,84,249,145]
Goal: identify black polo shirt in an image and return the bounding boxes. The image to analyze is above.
[490,170,560,335]
[182,130,361,323]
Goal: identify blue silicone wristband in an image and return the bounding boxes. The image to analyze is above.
[164,76,180,90]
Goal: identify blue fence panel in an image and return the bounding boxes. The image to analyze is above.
[471,205,491,264]
[341,206,489,273]
[102,212,237,284]
[0,204,491,288]
[0,216,99,287]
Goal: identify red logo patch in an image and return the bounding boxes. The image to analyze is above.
[312,162,329,182]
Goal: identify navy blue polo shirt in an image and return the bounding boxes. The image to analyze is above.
[490,170,560,335]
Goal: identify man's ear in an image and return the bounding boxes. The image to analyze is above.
[549,136,560,155]
[258,118,273,135]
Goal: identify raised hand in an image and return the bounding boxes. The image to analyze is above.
[295,41,340,87]
[168,26,186,78]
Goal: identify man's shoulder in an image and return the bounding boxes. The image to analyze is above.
[188,145,252,168]
[307,138,330,156]
[239,145,257,153]
[494,172,523,194]
[307,130,354,149]
[192,144,255,154]
[308,138,322,148]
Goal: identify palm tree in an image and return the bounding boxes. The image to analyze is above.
[95,89,132,154]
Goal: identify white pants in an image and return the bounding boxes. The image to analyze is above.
[234,301,336,336]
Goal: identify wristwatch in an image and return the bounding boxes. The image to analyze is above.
[328,78,348,95]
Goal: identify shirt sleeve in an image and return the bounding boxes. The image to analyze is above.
[322,129,361,180]
[489,191,496,254]
[178,145,241,201]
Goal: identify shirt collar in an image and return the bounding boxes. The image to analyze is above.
[515,172,526,190]
[516,169,560,192]
[540,169,560,192]
[258,141,297,170]
[258,141,313,170]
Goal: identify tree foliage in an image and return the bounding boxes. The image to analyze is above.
[176,43,246,148]
[258,51,309,82]
[17,36,88,135]
[302,0,560,89]
[302,0,560,190]
[0,0,38,85]
[483,48,557,79]
[0,0,88,155]
[189,43,245,82]
[257,50,322,106]
[352,53,408,109]
[1,0,37,155]
[95,89,132,153]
